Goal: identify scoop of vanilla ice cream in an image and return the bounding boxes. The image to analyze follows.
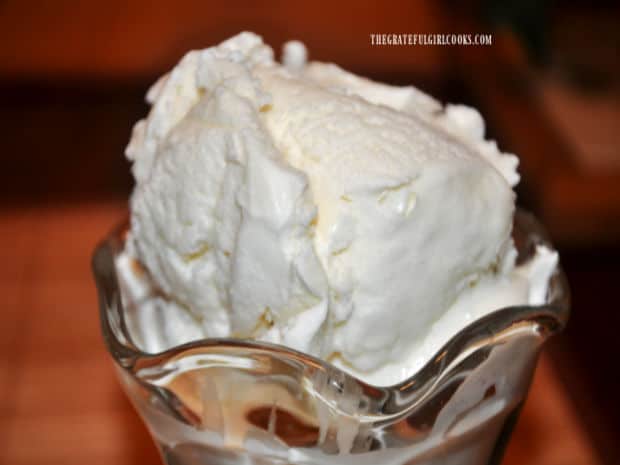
[121,32,557,386]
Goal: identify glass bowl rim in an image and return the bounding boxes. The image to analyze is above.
[92,208,570,397]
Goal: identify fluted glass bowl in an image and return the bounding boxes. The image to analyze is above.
[92,210,569,465]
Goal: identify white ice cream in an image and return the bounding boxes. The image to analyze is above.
[119,32,557,386]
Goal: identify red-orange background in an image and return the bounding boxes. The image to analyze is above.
[1,1,618,464]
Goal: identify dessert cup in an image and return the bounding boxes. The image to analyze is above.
[92,209,569,465]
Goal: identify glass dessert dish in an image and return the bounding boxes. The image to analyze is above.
[92,210,569,465]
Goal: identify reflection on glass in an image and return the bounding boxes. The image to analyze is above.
[93,210,569,465]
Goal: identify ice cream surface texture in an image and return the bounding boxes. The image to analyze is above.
[119,32,558,386]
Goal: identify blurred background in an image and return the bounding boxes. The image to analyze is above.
[1,1,618,464]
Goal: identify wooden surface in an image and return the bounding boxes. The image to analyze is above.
[0,202,602,465]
